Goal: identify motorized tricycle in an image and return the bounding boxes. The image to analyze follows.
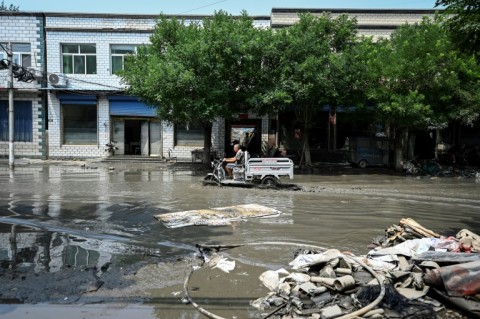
[203,151,294,187]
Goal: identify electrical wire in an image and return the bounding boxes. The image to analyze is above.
[179,0,228,14]
[0,43,8,54]
[0,59,36,82]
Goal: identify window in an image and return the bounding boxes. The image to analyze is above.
[175,122,204,146]
[62,104,97,144]
[62,44,96,74]
[111,44,137,75]
[0,43,31,67]
[0,101,32,142]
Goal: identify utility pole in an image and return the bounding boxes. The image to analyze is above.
[7,42,14,170]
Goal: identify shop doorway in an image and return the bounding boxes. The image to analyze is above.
[124,120,142,155]
[112,118,162,156]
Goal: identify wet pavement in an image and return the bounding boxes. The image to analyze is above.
[0,160,478,318]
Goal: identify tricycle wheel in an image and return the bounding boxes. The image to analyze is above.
[203,174,220,186]
[218,169,226,181]
[261,176,278,188]
[358,159,368,169]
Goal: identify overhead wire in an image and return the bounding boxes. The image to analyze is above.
[179,0,228,14]
[0,59,36,82]
[0,43,8,54]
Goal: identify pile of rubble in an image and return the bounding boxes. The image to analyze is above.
[247,219,480,319]
[403,160,480,178]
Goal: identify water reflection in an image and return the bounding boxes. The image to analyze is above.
[0,223,157,273]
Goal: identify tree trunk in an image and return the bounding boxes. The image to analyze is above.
[203,122,213,167]
[394,127,409,171]
[434,129,441,160]
[408,132,416,160]
[303,126,312,166]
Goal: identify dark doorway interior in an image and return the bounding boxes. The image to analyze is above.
[124,120,142,155]
[225,119,262,157]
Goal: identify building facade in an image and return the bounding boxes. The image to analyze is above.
[1,9,439,160]
[0,12,46,158]
[44,13,271,160]
[271,8,436,40]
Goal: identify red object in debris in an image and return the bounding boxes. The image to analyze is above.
[424,261,480,297]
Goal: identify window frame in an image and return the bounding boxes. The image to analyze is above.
[174,122,205,147]
[110,44,138,75]
[61,44,97,75]
[0,100,33,142]
[61,104,98,145]
[0,43,32,68]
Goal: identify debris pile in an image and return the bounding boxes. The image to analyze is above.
[246,219,480,318]
[252,249,389,318]
[403,160,480,178]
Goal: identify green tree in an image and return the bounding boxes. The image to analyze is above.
[436,0,480,59]
[121,11,267,164]
[367,17,480,169]
[0,1,19,11]
[255,13,370,166]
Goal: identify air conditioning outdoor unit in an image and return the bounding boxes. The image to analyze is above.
[48,73,68,87]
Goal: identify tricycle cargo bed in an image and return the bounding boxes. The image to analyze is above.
[203,151,295,187]
[246,157,294,180]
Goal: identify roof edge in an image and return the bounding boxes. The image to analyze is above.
[0,11,270,20]
[271,8,442,14]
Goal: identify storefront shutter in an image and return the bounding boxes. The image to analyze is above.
[107,96,156,117]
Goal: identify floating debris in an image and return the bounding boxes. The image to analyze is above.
[155,204,281,228]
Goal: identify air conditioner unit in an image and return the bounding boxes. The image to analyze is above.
[48,73,68,87]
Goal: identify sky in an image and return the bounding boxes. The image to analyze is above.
[11,0,442,15]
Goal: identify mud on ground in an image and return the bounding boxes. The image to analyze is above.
[0,256,199,305]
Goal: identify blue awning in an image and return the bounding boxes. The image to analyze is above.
[107,96,157,117]
[57,94,97,105]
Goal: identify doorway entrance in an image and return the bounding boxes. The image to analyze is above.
[124,120,141,155]
[111,118,162,156]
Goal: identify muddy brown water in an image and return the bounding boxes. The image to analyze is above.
[0,163,478,318]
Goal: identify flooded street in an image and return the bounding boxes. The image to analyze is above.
[0,162,479,318]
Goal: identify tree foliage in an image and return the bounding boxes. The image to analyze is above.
[121,11,268,163]
[367,17,480,168]
[255,13,371,166]
[369,17,480,128]
[0,1,19,11]
[121,10,479,168]
[436,0,480,58]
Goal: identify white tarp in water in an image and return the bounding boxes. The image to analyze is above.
[155,204,282,228]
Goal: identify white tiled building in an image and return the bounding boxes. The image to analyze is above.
[45,14,156,159]
[44,13,272,160]
[0,9,439,160]
[0,12,46,158]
